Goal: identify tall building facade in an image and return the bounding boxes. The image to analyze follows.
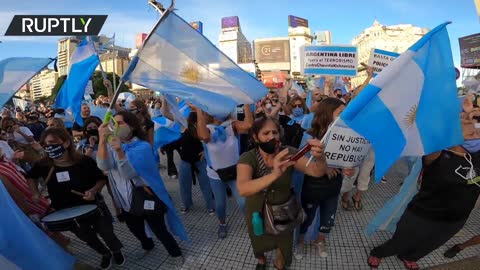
[288,15,313,76]
[96,50,131,77]
[57,37,81,76]
[29,69,58,100]
[218,16,253,64]
[351,20,429,86]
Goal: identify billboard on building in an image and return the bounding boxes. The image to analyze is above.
[136,33,148,49]
[221,16,239,29]
[254,39,290,63]
[189,21,203,34]
[288,15,309,28]
[261,71,288,89]
[459,33,480,68]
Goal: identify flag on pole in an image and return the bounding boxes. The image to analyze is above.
[0,57,53,108]
[163,94,191,128]
[122,11,268,119]
[55,38,100,126]
[334,76,348,94]
[340,22,462,182]
[0,180,76,270]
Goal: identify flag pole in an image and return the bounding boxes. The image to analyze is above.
[90,36,112,98]
[112,33,117,99]
[103,0,175,123]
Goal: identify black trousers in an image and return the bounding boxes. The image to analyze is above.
[123,211,182,257]
[70,208,123,256]
[162,140,180,176]
[370,209,466,261]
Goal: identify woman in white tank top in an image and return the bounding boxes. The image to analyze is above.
[195,104,253,239]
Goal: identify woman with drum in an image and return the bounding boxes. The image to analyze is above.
[97,111,187,269]
[26,128,124,270]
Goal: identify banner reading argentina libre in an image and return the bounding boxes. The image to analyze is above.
[302,45,358,76]
[368,48,400,76]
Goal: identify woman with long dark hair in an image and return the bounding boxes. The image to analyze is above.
[97,111,187,268]
[237,116,327,269]
[295,98,355,259]
[128,99,155,145]
[26,128,124,270]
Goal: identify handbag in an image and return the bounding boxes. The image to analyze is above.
[213,165,237,182]
[255,149,305,235]
[129,180,167,216]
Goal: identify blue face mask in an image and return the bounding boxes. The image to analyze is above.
[463,139,480,153]
[292,107,304,118]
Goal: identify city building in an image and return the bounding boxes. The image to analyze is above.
[29,69,58,100]
[288,15,313,76]
[253,37,291,72]
[351,20,429,86]
[57,35,130,76]
[57,37,81,76]
[96,50,131,77]
[218,16,253,65]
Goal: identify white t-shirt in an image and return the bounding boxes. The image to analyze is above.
[0,140,14,160]
[11,126,34,144]
[204,121,239,180]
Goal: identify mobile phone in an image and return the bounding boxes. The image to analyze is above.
[288,144,312,162]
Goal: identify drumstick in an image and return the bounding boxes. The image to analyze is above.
[71,190,85,197]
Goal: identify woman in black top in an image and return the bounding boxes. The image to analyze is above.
[368,119,480,270]
[26,128,124,270]
[177,111,215,214]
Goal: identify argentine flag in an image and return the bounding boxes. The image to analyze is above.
[122,10,267,119]
[0,57,53,108]
[340,22,462,182]
[55,37,100,126]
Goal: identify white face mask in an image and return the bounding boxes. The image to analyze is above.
[265,103,272,110]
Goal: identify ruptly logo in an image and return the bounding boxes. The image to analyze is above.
[4,15,107,36]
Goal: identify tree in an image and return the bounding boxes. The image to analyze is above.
[49,75,67,101]
[91,71,130,98]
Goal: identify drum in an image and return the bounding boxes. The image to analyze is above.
[41,204,100,232]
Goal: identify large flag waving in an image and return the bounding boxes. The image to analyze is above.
[55,38,99,126]
[0,180,75,270]
[340,22,462,181]
[122,11,268,119]
[0,57,53,108]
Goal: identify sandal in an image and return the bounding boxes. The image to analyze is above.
[397,256,419,270]
[341,197,353,210]
[367,256,381,268]
[352,196,363,211]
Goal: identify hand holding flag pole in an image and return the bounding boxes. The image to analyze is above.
[103,0,176,125]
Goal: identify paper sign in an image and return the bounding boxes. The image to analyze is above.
[302,45,358,77]
[56,171,71,182]
[368,48,400,76]
[323,119,371,168]
[144,200,155,210]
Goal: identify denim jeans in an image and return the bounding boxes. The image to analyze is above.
[209,178,245,222]
[178,159,214,210]
[299,194,340,235]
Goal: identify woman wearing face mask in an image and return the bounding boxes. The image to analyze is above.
[26,128,124,270]
[128,99,155,145]
[77,117,101,159]
[237,117,327,270]
[295,98,355,259]
[97,111,187,268]
[195,105,252,239]
[151,100,163,118]
[279,97,308,148]
[367,118,480,270]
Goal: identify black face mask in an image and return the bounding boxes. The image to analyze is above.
[44,144,66,159]
[336,94,343,98]
[85,129,99,137]
[258,138,278,154]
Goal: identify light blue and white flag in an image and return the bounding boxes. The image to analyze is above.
[55,37,100,127]
[152,116,182,161]
[12,98,30,112]
[0,57,53,108]
[334,76,348,94]
[340,22,462,182]
[0,181,76,270]
[122,11,268,119]
[163,94,191,128]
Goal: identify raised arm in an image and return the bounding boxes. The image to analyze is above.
[233,104,253,134]
[196,107,211,143]
[96,123,115,171]
[352,67,373,100]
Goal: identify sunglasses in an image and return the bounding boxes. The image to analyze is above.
[292,104,303,108]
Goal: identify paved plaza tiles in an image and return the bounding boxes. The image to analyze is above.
[71,157,480,270]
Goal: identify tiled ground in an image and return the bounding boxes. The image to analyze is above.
[71,156,480,270]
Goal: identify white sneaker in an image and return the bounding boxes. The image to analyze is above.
[294,243,304,260]
[174,256,185,269]
[315,241,328,258]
